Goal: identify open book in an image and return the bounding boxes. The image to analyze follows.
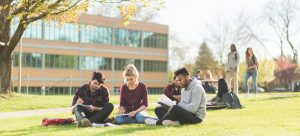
[158,95,176,108]
[71,104,92,114]
[78,104,92,109]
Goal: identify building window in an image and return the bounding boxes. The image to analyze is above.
[13,20,168,49]
[14,87,78,95]
[143,60,167,72]
[143,32,168,49]
[114,58,141,71]
[81,25,112,44]
[13,52,42,68]
[80,56,112,70]
[45,54,79,69]
[115,29,141,47]
[44,22,79,42]
[148,88,163,94]
[112,87,120,95]
[47,87,78,95]
[23,21,43,39]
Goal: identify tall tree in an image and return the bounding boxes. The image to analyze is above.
[244,0,300,63]
[205,14,253,64]
[265,0,300,63]
[0,0,164,95]
[193,42,221,78]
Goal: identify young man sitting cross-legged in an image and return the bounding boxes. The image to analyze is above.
[145,67,207,126]
[71,72,114,127]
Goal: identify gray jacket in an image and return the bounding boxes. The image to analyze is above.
[178,78,206,120]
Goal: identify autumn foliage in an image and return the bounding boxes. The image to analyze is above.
[274,57,298,87]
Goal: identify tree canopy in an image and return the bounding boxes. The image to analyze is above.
[0,0,164,94]
[192,42,222,78]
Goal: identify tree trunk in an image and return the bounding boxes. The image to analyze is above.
[0,55,12,94]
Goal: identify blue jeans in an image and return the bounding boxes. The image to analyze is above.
[115,112,147,124]
[245,71,258,95]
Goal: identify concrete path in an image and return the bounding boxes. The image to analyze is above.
[0,103,158,119]
[0,107,70,119]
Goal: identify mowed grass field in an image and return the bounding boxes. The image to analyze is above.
[0,92,300,136]
[0,94,162,112]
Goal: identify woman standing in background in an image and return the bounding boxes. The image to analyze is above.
[244,47,259,96]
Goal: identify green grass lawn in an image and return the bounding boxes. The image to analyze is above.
[0,93,163,112]
[0,92,300,136]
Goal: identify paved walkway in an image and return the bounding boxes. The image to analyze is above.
[0,103,157,119]
[0,107,70,119]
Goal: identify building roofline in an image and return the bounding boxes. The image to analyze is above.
[79,13,169,34]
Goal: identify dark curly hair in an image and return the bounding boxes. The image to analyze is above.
[174,67,190,78]
[92,71,105,83]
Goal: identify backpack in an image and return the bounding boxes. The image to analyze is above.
[41,118,75,126]
[223,92,243,109]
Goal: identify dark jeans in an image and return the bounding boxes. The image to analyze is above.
[155,106,168,120]
[156,105,202,125]
[74,103,114,123]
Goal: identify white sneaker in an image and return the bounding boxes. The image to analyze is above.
[162,120,180,126]
[92,123,105,127]
[105,123,119,127]
[80,118,92,127]
[145,118,158,125]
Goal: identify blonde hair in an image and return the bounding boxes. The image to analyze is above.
[204,69,214,80]
[123,64,139,78]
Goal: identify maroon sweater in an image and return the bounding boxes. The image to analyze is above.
[164,83,181,101]
[119,82,148,113]
[71,83,110,107]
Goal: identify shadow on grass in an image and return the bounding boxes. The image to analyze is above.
[1,119,190,136]
[94,124,184,135]
[0,124,76,136]
[206,108,228,113]
[249,95,299,102]
[1,123,185,136]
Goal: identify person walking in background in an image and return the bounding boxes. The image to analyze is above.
[245,47,259,96]
[226,44,240,95]
[115,64,149,124]
[71,72,114,127]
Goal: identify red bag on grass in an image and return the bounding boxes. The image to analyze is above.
[41,118,75,126]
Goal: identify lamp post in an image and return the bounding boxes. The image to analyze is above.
[69,75,72,95]
[18,37,23,93]
[26,75,30,94]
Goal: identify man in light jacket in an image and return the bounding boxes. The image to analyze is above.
[145,67,206,126]
[226,44,240,95]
